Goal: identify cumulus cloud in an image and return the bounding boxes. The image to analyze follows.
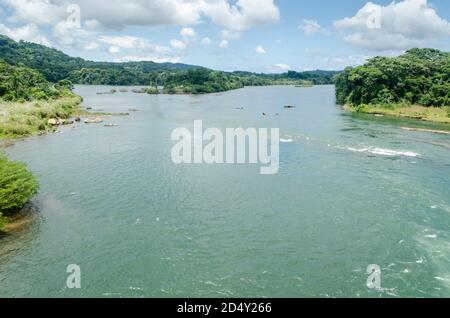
[201,37,211,45]
[0,0,280,63]
[256,45,266,54]
[114,55,181,63]
[274,63,290,70]
[180,27,196,37]
[84,41,99,50]
[334,0,450,51]
[203,0,280,31]
[170,39,186,49]
[299,19,322,35]
[219,40,228,48]
[108,46,120,54]
[323,55,371,70]
[2,0,279,31]
[0,22,51,46]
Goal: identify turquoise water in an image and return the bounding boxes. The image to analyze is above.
[1,85,449,297]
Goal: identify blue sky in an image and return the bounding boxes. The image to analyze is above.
[0,0,449,72]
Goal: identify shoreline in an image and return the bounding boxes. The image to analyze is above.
[343,104,450,126]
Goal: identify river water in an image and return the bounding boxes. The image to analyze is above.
[1,85,449,297]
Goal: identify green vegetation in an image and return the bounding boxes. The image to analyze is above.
[0,59,62,101]
[0,59,82,138]
[344,104,450,124]
[235,70,338,86]
[0,95,82,138]
[163,69,243,94]
[0,35,337,94]
[335,48,450,122]
[0,154,39,230]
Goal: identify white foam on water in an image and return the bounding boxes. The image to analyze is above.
[345,147,420,157]
[280,138,293,143]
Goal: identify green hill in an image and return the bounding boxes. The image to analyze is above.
[0,35,338,88]
[0,35,201,85]
[334,48,450,107]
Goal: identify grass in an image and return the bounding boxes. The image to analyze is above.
[344,104,450,124]
[0,94,82,139]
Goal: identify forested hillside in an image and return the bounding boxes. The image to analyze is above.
[0,35,337,89]
[334,48,450,107]
[0,59,72,101]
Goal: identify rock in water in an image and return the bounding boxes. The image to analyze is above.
[84,117,103,124]
[48,118,59,126]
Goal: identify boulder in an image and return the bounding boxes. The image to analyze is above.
[48,118,59,126]
[84,117,103,124]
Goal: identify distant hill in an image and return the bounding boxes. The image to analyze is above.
[0,35,339,87]
[0,35,201,84]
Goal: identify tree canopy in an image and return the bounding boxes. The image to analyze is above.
[0,35,338,92]
[334,48,450,107]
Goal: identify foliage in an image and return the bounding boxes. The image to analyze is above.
[0,59,61,101]
[162,69,244,94]
[334,48,450,107]
[0,212,6,230]
[0,35,338,93]
[0,95,82,138]
[0,154,39,217]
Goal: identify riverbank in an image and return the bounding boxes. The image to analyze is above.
[343,104,450,125]
[0,95,83,140]
[0,94,84,233]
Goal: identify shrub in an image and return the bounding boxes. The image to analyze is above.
[0,154,39,216]
[0,212,7,231]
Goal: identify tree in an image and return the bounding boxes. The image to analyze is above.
[0,154,39,216]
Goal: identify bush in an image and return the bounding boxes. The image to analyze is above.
[0,154,39,216]
[0,212,6,231]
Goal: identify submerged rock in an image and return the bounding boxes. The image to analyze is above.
[84,117,103,124]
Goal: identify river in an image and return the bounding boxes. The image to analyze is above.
[1,85,449,297]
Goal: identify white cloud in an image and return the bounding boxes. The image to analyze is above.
[203,0,280,31]
[180,27,196,37]
[1,0,280,57]
[299,19,322,35]
[3,0,279,31]
[334,0,450,51]
[3,0,65,25]
[274,63,290,70]
[201,37,211,45]
[114,55,181,63]
[99,36,143,48]
[256,45,266,54]
[219,39,228,48]
[0,22,51,46]
[108,45,120,53]
[84,41,99,50]
[323,55,371,70]
[170,39,186,49]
